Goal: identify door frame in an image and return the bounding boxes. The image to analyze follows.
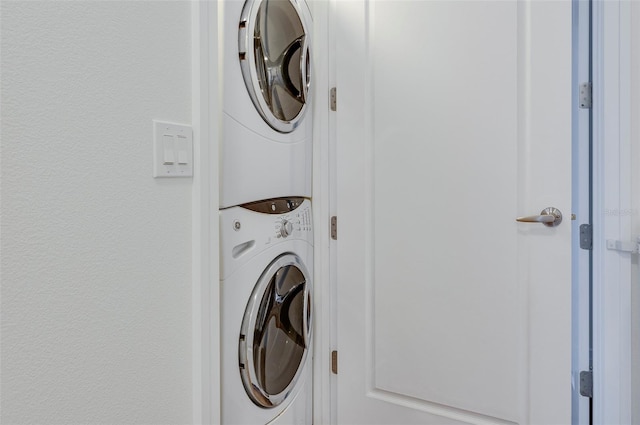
[192,1,221,424]
[592,0,635,422]
[309,0,335,423]
[572,0,592,423]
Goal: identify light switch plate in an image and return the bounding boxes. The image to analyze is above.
[153,120,193,178]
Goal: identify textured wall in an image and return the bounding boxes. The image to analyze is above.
[1,1,193,423]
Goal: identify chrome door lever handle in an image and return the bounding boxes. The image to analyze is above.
[516,207,563,227]
[517,214,556,223]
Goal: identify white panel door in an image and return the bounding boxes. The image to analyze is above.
[334,1,572,424]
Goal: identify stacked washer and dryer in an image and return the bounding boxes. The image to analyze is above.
[219,0,314,424]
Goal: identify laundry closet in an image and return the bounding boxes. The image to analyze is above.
[216,0,314,423]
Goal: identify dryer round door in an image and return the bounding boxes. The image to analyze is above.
[239,253,312,408]
[239,0,311,133]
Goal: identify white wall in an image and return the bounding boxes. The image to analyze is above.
[1,1,193,423]
[632,2,640,422]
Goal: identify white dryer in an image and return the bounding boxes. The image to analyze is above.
[221,0,313,208]
[220,197,313,424]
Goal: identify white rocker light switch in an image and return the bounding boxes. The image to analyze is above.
[153,120,193,178]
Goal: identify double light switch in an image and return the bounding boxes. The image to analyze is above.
[153,120,193,178]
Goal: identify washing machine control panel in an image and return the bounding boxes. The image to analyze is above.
[275,205,312,239]
[220,198,313,280]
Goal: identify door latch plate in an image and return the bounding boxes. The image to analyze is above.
[606,238,640,254]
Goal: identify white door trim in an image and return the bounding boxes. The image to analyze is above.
[571,0,591,423]
[309,0,335,423]
[592,0,633,423]
[192,1,221,424]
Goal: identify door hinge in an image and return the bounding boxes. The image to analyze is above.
[331,350,338,374]
[330,216,338,240]
[579,370,593,397]
[579,82,592,109]
[606,237,640,254]
[579,224,592,250]
[330,87,337,111]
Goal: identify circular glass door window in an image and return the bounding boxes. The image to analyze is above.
[239,0,311,133]
[239,253,312,408]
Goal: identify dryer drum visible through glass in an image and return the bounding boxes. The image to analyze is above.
[239,253,312,408]
[239,0,311,133]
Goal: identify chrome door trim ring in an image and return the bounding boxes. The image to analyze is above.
[238,252,312,408]
[238,0,312,133]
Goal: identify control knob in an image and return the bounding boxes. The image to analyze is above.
[279,219,294,238]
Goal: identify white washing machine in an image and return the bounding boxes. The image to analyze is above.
[220,197,313,424]
[221,0,313,208]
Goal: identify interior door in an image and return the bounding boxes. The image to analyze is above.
[334,1,572,424]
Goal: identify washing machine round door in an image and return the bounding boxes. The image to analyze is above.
[239,253,312,408]
[239,0,311,133]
